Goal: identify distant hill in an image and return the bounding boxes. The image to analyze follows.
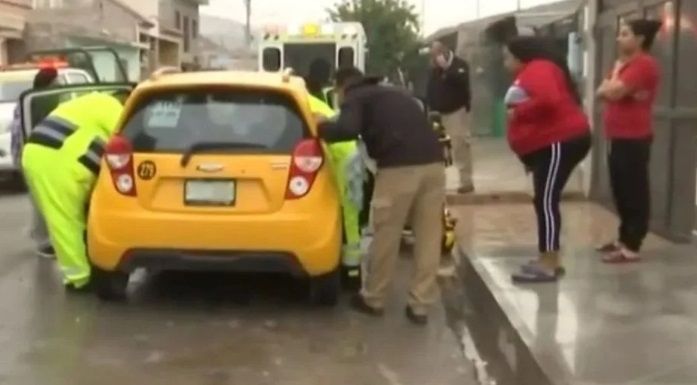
[199,14,254,52]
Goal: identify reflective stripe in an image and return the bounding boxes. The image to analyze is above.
[342,242,362,267]
[27,116,78,150]
[77,138,105,175]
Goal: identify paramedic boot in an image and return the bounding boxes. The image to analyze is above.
[342,266,361,292]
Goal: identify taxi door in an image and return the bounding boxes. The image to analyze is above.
[18,83,135,144]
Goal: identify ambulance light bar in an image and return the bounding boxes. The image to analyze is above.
[0,57,69,71]
[261,23,361,41]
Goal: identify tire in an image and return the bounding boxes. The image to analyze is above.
[92,267,129,302]
[310,269,340,307]
[8,171,26,191]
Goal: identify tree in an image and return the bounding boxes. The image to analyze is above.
[327,0,421,78]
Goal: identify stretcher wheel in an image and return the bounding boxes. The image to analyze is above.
[310,269,340,307]
[92,267,129,302]
[341,266,362,293]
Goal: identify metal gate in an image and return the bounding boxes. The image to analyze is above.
[591,0,697,242]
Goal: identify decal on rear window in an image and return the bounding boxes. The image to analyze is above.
[146,101,182,128]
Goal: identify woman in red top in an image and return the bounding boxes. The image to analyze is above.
[596,20,661,263]
[503,37,591,283]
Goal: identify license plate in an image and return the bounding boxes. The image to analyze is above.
[185,179,235,206]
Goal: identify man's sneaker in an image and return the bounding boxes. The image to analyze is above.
[37,246,56,259]
[64,281,94,294]
[457,185,475,195]
[349,294,384,317]
[405,306,428,325]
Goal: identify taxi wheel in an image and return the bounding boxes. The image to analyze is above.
[92,267,129,302]
[310,269,340,307]
[8,171,26,191]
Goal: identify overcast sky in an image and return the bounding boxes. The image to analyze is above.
[202,0,561,35]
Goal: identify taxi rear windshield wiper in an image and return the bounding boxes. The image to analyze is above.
[180,142,267,167]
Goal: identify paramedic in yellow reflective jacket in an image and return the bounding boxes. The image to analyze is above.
[307,94,362,287]
[22,91,124,292]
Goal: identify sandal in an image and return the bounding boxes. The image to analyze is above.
[602,249,641,264]
[512,263,559,284]
[596,241,620,253]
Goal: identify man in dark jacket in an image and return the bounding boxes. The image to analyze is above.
[318,67,445,325]
[426,41,474,194]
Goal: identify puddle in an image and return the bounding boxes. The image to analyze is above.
[440,275,497,385]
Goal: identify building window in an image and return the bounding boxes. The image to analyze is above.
[175,11,182,30]
[192,19,198,39]
[183,16,190,53]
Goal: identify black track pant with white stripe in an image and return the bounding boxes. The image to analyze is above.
[609,138,651,252]
[522,135,591,253]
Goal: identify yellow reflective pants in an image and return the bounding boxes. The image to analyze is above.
[327,141,362,268]
[22,144,94,288]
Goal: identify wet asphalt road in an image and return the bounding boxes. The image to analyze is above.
[0,191,476,385]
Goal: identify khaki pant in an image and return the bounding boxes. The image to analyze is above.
[442,106,473,189]
[362,163,445,315]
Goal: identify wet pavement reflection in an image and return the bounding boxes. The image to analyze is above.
[0,194,476,385]
[454,202,697,385]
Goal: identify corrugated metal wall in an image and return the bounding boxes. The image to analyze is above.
[591,0,697,241]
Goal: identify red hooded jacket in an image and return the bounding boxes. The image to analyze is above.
[506,59,589,156]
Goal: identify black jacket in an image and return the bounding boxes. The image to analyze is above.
[319,79,443,169]
[426,55,471,114]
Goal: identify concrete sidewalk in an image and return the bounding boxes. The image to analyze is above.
[452,202,697,385]
[446,138,586,205]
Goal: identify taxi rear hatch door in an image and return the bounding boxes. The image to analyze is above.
[119,87,310,215]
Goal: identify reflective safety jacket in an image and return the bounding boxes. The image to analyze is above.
[27,92,123,178]
[322,87,336,109]
[308,95,362,268]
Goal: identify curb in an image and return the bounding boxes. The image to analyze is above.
[456,246,566,385]
[447,191,586,205]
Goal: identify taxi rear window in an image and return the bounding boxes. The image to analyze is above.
[121,88,309,153]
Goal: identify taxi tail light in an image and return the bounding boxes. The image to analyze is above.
[105,135,136,197]
[285,139,324,200]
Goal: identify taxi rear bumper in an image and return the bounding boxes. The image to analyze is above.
[118,249,305,276]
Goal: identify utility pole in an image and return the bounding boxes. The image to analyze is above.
[517,0,522,11]
[244,0,252,46]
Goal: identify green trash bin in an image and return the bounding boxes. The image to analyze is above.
[492,98,506,138]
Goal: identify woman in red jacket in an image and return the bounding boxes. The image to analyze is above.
[596,20,661,263]
[503,37,591,283]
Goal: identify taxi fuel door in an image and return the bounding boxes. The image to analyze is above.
[19,83,134,141]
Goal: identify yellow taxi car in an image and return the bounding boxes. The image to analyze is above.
[86,70,343,304]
